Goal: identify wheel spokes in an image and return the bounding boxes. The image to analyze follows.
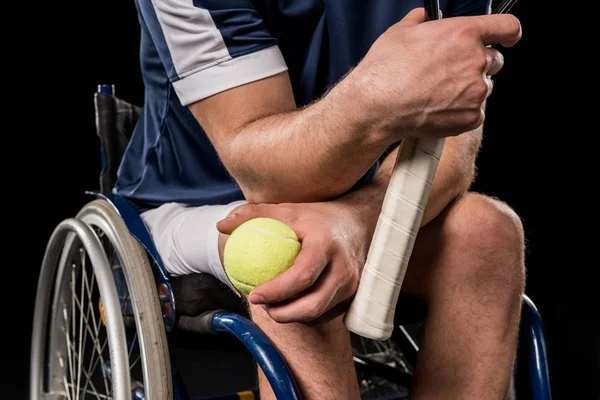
[59,244,144,399]
[61,249,112,399]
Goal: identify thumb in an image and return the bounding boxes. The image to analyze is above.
[216,203,277,234]
[400,7,428,26]
[216,203,256,234]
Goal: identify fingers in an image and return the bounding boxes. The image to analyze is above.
[216,203,256,234]
[217,202,330,304]
[248,234,331,304]
[216,203,287,234]
[484,76,494,98]
[262,264,345,324]
[485,47,504,76]
[483,47,501,98]
[399,7,427,26]
[474,14,522,47]
[216,202,337,307]
[306,299,353,326]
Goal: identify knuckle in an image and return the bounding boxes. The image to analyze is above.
[238,203,259,218]
[339,260,354,280]
[504,14,522,38]
[305,299,326,319]
[351,264,361,284]
[332,260,359,296]
[470,80,489,102]
[485,48,504,73]
[278,208,297,224]
[464,109,484,130]
[268,311,289,324]
[346,268,360,295]
[454,20,477,38]
[467,46,492,73]
[297,267,319,288]
[321,234,335,252]
[473,48,489,71]
[486,78,494,96]
[493,49,505,67]
[310,233,333,257]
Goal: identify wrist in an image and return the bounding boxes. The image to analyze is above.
[337,178,387,231]
[345,66,411,145]
[324,69,399,149]
[337,143,398,225]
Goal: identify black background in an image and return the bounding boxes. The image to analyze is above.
[6,0,597,399]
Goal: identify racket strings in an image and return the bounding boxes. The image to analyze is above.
[493,0,521,14]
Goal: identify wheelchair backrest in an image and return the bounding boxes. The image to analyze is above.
[94,89,142,193]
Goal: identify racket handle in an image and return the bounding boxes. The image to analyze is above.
[344,137,444,340]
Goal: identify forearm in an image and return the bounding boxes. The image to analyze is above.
[225,74,393,204]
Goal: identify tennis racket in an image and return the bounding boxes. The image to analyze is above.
[344,0,521,340]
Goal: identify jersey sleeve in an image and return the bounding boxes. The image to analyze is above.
[445,0,492,17]
[135,0,288,106]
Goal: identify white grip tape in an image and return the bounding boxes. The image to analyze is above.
[345,264,401,328]
[367,217,415,274]
[344,138,444,340]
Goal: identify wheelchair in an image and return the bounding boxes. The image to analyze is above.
[29,84,553,400]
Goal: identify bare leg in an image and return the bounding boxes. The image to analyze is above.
[402,192,526,399]
[216,191,524,399]
[249,306,360,400]
[217,214,361,400]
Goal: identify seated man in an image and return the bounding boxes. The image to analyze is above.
[115,1,524,399]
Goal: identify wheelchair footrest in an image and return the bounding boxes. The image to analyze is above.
[177,311,225,335]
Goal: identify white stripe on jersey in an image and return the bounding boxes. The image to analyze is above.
[151,0,231,79]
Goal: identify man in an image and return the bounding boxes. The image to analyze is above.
[116,1,524,399]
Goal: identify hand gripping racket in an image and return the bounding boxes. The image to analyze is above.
[344,0,521,340]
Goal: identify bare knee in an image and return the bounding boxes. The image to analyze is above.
[444,193,526,296]
[452,193,525,251]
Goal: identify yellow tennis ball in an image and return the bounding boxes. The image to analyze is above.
[223,217,301,295]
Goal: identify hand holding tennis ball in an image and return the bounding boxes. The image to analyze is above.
[223,218,301,295]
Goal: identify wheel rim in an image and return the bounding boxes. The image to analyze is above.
[31,219,131,400]
[77,204,156,399]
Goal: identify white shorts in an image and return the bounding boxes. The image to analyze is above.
[140,200,247,293]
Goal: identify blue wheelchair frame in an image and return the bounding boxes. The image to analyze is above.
[95,84,552,400]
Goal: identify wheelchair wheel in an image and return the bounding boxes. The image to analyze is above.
[352,334,412,399]
[30,199,172,399]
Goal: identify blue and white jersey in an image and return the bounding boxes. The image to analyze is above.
[115,0,491,210]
